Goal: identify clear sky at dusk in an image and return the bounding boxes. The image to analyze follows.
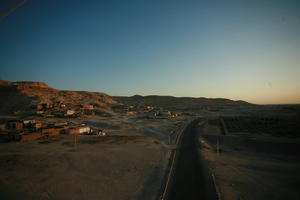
[0,0,300,104]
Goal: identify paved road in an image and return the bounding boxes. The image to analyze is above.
[167,119,218,200]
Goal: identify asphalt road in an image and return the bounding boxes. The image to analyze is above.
[167,120,218,200]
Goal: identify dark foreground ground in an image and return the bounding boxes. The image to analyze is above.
[168,120,218,200]
[200,117,300,200]
[0,134,168,200]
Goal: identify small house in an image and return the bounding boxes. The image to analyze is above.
[66,110,75,116]
[99,131,106,136]
[36,105,43,111]
[7,120,23,130]
[0,123,6,131]
[83,105,94,110]
[36,110,44,115]
[87,129,106,136]
[54,122,68,127]
[23,119,36,127]
[41,127,64,136]
[20,133,43,142]
[67,125,91,135]
[34,123,42,129]
[42,128,55,134]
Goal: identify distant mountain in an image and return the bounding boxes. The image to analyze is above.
[0,80,252,115]
[0,80,117,115]
[114,95,252,112]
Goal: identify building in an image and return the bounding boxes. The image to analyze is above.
[83,105,94,110]
[7,120,23,130]
[36,105,43,110]
[23,119,36,124]
[42,127,64,136]
[20,133,43,142]
[100,132,106,136]
[67,125,91,135]
[23,119,36,127]
[98,130,106,136]
[0,123,6,131]
[126,111,137,115]
[54,122,68,127]
[41,128,55,134]
[65,110,75,116]
[34,123,42,129]
[41,103,51,109]
[36,110,44,115]
[87,129,106,136]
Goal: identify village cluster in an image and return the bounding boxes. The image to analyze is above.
[0,101,181,143]
[114,104,181,119]
[32,101,181,119]
[34,101,97,118]
[0,118,105,142]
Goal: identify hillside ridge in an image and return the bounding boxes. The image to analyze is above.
[0,80,117,115]
[114,95,252,112]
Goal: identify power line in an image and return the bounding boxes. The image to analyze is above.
[0,0,28,21]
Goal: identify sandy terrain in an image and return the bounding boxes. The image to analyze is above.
[0,110,187,200]
[199,121,300,200]
[1,81,299,199]
[70,114,188,143]
[0,134,168,200]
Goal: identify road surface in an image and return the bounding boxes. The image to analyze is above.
[167,119,218,200]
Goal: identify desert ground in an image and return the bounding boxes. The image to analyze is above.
[0,113,188,200]
[0,81,300,200]
[198,107,300,200]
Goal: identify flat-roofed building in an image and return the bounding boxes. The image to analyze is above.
[67,125,91,135]
[7,120,23,130]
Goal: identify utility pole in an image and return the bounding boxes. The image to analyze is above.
[217,137,220,155]
[74,135,77,151]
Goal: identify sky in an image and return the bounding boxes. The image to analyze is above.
[0,0,300,104]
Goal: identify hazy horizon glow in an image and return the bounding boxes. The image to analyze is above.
[1,0,300,104]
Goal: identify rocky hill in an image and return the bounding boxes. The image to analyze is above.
[114,95,252,112]
[0,80,50,88]
[0,80,253,115]
[0,80,117,115]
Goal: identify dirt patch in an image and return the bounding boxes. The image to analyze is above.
[60,136,142,146]
[83,121,121,130]
[200,123,300,200]
[78,136,141,145]
[0,133,168,200]
[38,136,63,144]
